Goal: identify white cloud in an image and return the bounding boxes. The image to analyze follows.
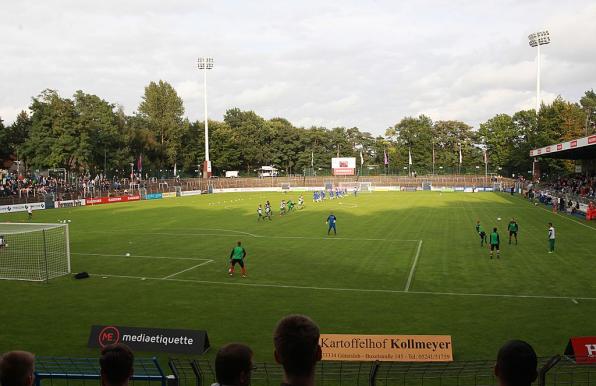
[0,0,594,135]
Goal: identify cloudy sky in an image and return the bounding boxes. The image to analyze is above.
[1,0,594,135]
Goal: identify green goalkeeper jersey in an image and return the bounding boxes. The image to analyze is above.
[231,246,245,260]
[508,222,518,232]
[490,232,500,245]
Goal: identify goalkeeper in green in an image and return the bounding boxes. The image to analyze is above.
[228,241,247,277]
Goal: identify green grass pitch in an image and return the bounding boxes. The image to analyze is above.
[1,191,595,362]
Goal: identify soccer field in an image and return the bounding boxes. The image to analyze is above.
[1,191,595,361]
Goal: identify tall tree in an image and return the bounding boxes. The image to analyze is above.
[138,80,185,167]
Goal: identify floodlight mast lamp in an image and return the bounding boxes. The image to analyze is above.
[198,57,214,178]
[528,30,550,114]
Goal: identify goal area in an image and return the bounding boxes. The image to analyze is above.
[338,181,373,192]
[0,223,71,282]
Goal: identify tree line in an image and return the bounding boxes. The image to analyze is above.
[1,80,594,178]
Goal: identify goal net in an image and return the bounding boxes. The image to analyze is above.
[0,223,71,282]
[338,181,373,192]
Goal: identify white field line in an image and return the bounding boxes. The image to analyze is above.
[404,240,423,292]
[89,273,596,302]
[84,230,420,242]
[72,252,211,261]
[535,205,596,231]
[162,260,214,279]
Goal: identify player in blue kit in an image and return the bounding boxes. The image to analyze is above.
[326,213,337,235]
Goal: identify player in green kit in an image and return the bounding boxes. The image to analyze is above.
[507,218,519,245]
[228,241,247,277]
[475,220,487,247]
[489,227,500,259]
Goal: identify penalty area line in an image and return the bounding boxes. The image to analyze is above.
[162,260,214,279]
[72,252,211,261]
[85,230,419,242]
[404,240,423,292]
[87,273,596,302]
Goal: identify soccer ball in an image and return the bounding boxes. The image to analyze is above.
[497,217,502,221]
[68,220,71,223]
[125,253,131,257]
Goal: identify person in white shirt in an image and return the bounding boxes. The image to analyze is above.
[548,223,556,253]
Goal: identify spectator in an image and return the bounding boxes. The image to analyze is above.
[495,340,538,386]
[213,343,254,386]
[99,344,134,386]
[274,315,321,386]
[0,351,35,386]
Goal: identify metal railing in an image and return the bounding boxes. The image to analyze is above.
[166,357,596,386]
[34,356,167,386]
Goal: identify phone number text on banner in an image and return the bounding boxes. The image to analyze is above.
[319,334,453,362]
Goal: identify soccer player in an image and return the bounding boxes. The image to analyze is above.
[298,195,304,209]
[280,200,286,215]
[257,205,263,221]
[326,213,337,235]
[287,200,295,212]
[548,223,556,253]
[228,241,247,277]
[489,227,500,259]
[0,234,6,249]
[475,220,487,247]
[508,218,519,245]
[313,191,318,202]
[27,206,33,220]
[265,204,272,220]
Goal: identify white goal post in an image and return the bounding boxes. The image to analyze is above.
[338,181,373,192]
[0,223,71,282]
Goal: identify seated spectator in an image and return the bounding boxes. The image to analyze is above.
[213,343,254,386]
[274,315,321,386]
[0,351,35,386]
[99,344,134,386]
[495,340,538,386]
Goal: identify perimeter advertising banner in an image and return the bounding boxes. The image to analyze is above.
[331,157,356,176]
[319,334,453,362]
[564,337,596,364]
[85,195,141,205]
[88,325,210,355]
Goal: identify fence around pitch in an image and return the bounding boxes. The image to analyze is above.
[168,357,596,386]
[0,175,514,206]
[34,356,167,386]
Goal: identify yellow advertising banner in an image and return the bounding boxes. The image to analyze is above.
[319,334,453,362]
[162,192,177,198]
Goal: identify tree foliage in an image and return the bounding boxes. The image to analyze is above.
[1,85,594,178]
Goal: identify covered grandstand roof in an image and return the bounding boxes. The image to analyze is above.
[530,134,596,159]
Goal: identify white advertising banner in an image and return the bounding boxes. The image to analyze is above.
[0,202,46,214]
[331,157,356,176]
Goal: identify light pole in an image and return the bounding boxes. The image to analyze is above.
[197,57,214,178]
[528,30,550,114]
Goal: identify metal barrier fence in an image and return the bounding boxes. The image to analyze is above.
[0,175,513,206]
[166,357,596,386]
[24,355,596,386]
[34,356,167,386]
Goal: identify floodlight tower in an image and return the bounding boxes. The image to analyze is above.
[197,57,214,178]
[528,30,550,114]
